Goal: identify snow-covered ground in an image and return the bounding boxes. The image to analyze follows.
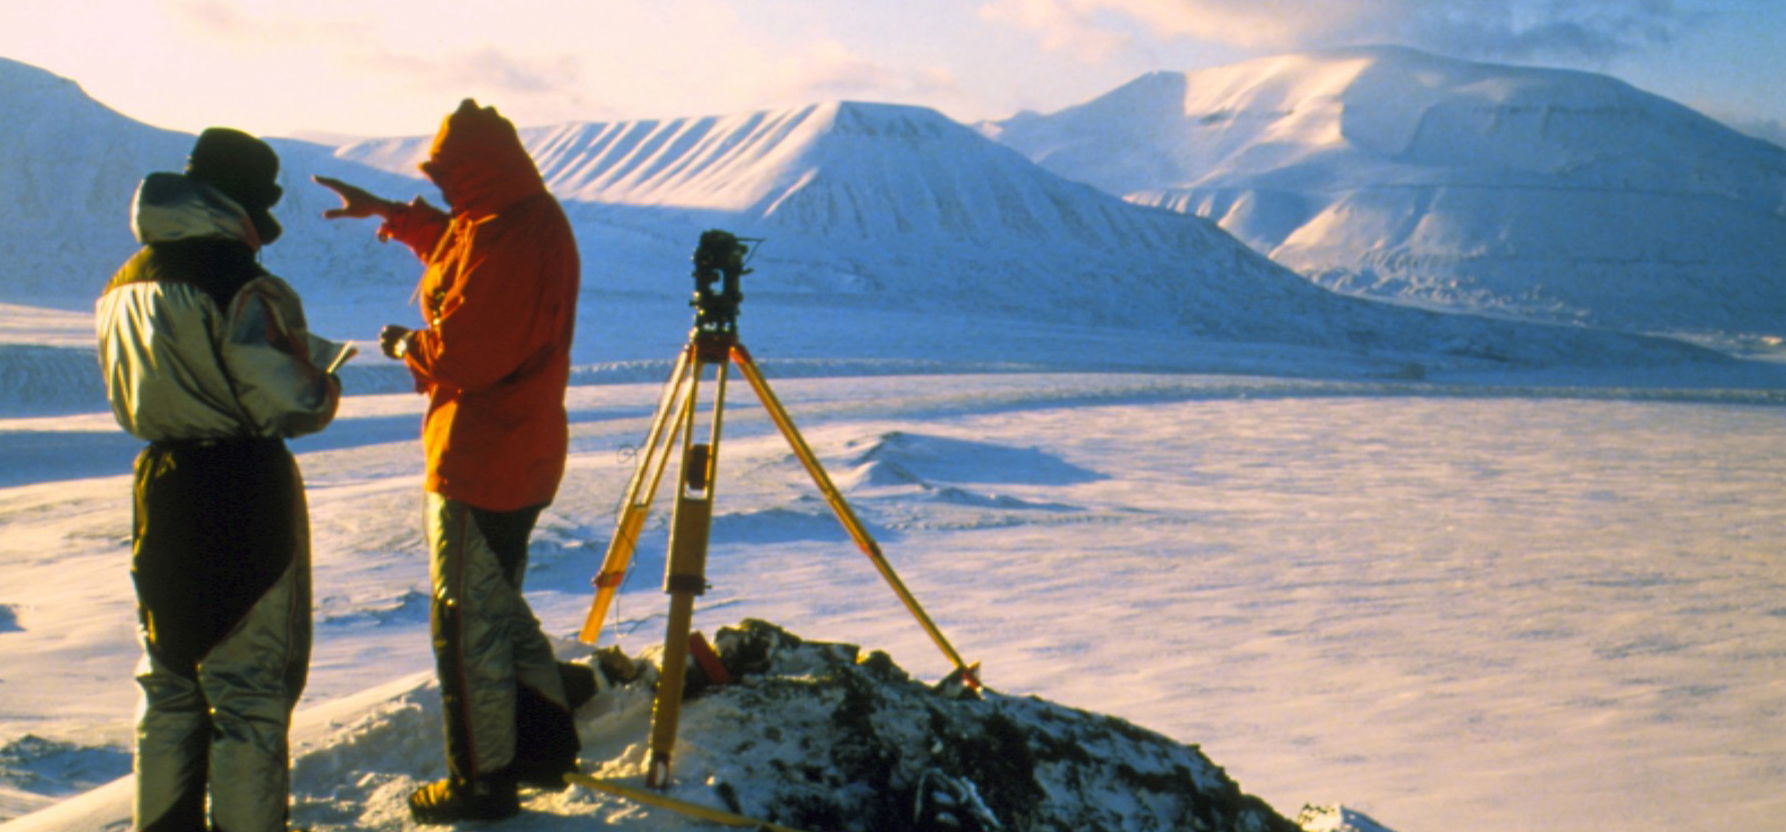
[2,293,1783,831]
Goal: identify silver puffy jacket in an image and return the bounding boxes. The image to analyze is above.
[97,172,349,441]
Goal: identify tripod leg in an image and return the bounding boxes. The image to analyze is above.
[579,343,697,644]
[730,345,980,689]
[647,358,723,788]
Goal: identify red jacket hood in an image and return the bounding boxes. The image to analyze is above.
[420,99,546,217]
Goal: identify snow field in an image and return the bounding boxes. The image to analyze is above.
[3,304,1784,830]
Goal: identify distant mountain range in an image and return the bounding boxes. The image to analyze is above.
[0,59,433,305]
[337,101,1388,346]
[0,53,1730,370]
[983,45,1786,340]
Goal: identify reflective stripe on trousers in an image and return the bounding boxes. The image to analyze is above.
[425,493,571,781]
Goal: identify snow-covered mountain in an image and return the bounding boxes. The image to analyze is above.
[351,101,1221,246]
[984,46,1786,340]
[0,57,185,300]
[341,102,1377,337]
[0,55,1725,374]
[337,101,1715,369]
[0,57,424,307]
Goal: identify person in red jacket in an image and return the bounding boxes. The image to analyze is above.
[315,99,582,824]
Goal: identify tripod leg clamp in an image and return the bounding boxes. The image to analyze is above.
[664,495,712,596]
[665,574,708,594]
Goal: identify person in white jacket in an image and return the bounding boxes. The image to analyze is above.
[96,127,350,832]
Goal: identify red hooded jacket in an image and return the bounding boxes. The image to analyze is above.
[380,100,579,511]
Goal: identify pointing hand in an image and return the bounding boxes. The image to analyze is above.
[313,175,397,220]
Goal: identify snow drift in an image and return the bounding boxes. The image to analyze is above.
[984,46,1786,340]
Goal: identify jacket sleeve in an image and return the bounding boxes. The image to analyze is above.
[403,218,569,392]
[379,197,452,262]
[220,275,344,438]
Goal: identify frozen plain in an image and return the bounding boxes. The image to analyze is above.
[1,292,1783,832]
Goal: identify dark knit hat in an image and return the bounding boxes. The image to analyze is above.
[186,127,283,244]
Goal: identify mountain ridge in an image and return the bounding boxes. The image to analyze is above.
[0,58,429,306]
[984,45,1786,339]
[0,53,1730,370]
[341,100,1216,250]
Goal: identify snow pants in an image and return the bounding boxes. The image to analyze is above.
[130,438,311,832]
[424,493,579,784]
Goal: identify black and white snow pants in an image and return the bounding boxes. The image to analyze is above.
[424,493,579,785]
[131,438,311,832]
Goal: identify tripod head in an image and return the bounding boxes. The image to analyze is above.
[689,229,758,334]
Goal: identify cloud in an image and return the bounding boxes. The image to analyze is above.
[169,0,580,97]
[355,46,580,98]
[165,0,358,48]
[768,41,963,108]
[977,0,1134,61]
[347,46,602,126]
[978,0,1703,63]
[164,0,599,125]
[165,0,247,37]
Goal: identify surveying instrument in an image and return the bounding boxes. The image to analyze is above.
[577,230,980,789]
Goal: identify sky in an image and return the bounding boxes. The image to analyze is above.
[1,0,1783,144]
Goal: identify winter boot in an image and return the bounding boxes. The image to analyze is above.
[407,774,520,824]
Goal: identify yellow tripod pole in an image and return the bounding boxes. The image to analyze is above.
[578,342,695,643]
[731,344,980,689]
[646,340,730,788]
